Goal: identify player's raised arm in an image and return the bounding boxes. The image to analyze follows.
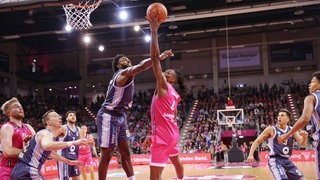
[148,15,169,98]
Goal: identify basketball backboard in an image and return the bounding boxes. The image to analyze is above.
[0,0,80,11]
[217,108,244,125]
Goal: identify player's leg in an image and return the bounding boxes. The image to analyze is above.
[316,142,320,180]
[150,143,168,180]
[150,165,165,180]
[284,160,305,180]
[118,115,134,178]
[169,155,184,179]
[97,110,118,180]
[88,165,95,180]
[57,161,70,180]
[78,155,87,180]
[98,147,115,180]
[118,140,134,177]
[169,143,183,179]
[80,167,87,180]
[85,153,95,180]
[268,158,288,179]
[70,175,80,180]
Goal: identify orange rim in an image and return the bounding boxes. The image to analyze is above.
[66,0,101,9]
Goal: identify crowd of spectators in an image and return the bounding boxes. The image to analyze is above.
[0,93,95,132]
[181,81,312,162]
[0,80,312,160]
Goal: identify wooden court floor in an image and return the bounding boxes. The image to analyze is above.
[106,162,316,180]
[47,161,316,179]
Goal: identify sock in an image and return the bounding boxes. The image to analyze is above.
[128,176,136,180]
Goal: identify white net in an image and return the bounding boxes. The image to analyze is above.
[62,0,101,30]
[227,120,234,128]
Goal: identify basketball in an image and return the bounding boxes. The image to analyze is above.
[146,2,167,23]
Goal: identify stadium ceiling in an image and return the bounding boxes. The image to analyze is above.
[0,0,319,55]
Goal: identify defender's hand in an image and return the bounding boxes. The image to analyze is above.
[159,49,174,61]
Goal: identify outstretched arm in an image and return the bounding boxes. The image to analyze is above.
[116,50,173,87]
[278,95,314,144]
[39,130,92,151]
[148,16,171,97]
[50,151,84,166]
[247,126,272,162]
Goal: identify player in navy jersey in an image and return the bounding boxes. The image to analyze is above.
[10,109,92,180]
[248,109,308,180]
[97,50,173,180]
[57,110,81,180]
[278,71,320,179]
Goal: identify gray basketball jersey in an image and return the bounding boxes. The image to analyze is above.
[268,126,293,158]
[58,125,80,160]
[101,69,134,115]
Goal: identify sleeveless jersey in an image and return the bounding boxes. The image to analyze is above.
[18,129,52,170]
[150,83,181,145]
[0,121,32,167]
[58,125,80,160]
[311,90,320,141]
[101,69,134,115]
[79,134,91,155]
[268,126,293,158]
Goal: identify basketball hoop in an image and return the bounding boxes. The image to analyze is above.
[62,0,102,30]
[227,120,234,128]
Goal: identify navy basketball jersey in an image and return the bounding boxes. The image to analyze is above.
[268,126,293,158]
[311,90,320,141]
[58,125,80,160]
[101,69,134,115]
[18,129,52,170]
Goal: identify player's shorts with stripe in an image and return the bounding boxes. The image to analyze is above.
[10,163,44,180]
[268,156,304,180]
[97,108,130,148]
[57,160,80,180]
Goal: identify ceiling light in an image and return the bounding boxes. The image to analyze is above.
[58,37,67,41]
[24,18,35,24]
[144,35,151,42]
[134,25,140,31]
[83,35,91,43]
[24,9,35,24]
[294,9,304,15]
[3,35,20,39]
[170,5,186,11]
[119,10,128,20]
[98,45,105,51]
[169,24,178,30]
[65,25,72,32]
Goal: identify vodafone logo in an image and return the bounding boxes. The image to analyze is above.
[301,152,311,160]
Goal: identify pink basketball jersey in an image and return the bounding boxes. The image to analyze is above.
[79,134,91,155]
[0,121,32,167]
[150,83,181,145]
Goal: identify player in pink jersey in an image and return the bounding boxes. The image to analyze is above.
[79,125,98,180]
[0,97,36,179]
[147,16,188,180]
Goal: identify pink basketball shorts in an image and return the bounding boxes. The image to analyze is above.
[78,153,93,168]
[150,142,179,167]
